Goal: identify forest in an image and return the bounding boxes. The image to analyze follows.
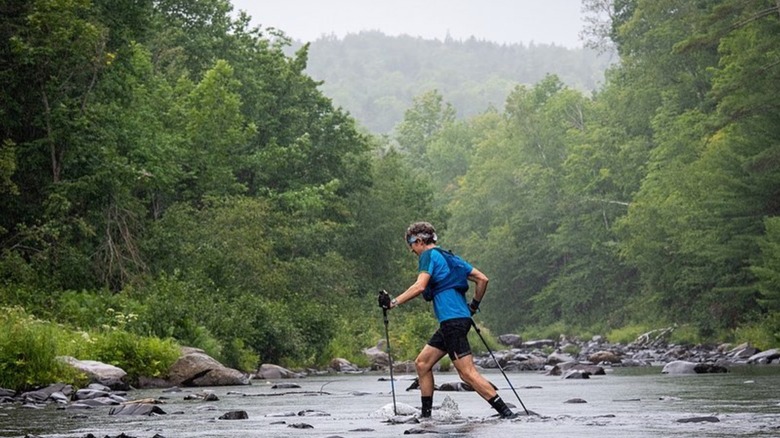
[299,30,614,132]
[1,0,779,390]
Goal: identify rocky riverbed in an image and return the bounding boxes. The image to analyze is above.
[2,329,778,430]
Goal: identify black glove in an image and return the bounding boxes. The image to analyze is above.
[469,298,481,315]
[378,290,392,309]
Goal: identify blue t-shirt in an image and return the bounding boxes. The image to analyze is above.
[418,248,473,323]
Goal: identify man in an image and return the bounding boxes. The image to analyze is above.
[379,221,516,419]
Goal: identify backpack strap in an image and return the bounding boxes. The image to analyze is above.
[422,248,471,301]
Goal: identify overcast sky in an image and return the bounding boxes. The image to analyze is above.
[229,0,586,48]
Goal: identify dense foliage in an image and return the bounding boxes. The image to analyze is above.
[403,0,780,347]
[1,0,778,390]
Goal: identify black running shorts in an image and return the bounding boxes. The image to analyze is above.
[427,317,473,361]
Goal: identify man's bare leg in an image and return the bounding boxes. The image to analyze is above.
[415,344,446,417]
[453,354,516,418]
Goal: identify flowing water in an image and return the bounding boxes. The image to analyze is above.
[2,366,779,437]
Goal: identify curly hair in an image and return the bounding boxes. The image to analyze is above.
[405,221,438,245]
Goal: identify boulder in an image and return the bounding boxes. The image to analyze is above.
[547,352,576,365]
[256,363,301,380]
[747,348,779,364]
[498,334,523,348]
[661,360,698,375]
[57,357,128,390]
[362,341,390,369]
[727,343,760,359]
[661,360,728,375]
[330,357,359,372]
[168,349,249,386]
[588,350,621,364]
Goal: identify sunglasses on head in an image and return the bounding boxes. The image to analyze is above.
[407,236,418,246]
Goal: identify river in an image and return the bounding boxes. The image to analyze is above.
[2,366,779,437]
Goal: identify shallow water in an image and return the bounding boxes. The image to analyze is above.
[2,366,779,437]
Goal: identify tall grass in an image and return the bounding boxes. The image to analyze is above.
[0,307,82,390]
[0,306,180,391]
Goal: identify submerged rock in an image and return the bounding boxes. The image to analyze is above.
[676,416,720,423]
[218,410,248,420]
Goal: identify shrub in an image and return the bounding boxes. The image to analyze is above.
[734,315,780,350]
[606,324,652,344]
[0,307,83,390]
[326,309,381,368]
[668,324,701,345]
[79,329,180,384]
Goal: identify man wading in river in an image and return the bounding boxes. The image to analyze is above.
[378,221,517,419]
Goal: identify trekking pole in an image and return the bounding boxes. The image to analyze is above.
[471,319,530,415]
[382,307,398,416]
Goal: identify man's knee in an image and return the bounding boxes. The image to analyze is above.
[415,356,431,374]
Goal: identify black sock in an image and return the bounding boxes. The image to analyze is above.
[488,395,514,417]
[421,396,433,417]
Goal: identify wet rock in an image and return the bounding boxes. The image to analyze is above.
[438,381,475,391]
[747,348,779,364]
[256,363,302,379]
[72,397,121,406]
[564,398,588,403]
[563,370,591,379]
[271,383,301,389]
[218,410,248,420]
[57,357,128,390]
[267,411,297,417]
[330,357,359,372]
[374,402,419,417]
[522,339,556,349]
[661,360,727,374]
[547,351,576,365]
[545,365,562,376]
[109,403,167,416]
[498,334,523,348]
[288,423,314,429]
[298,409,330,416]
[74,389,110,400]
[362,341,390,369]
[386,415,419,424]
[168,348,249,387]
[588,350,621,364]
[727,343,760,359]
[676,416,720,423]
[694,363,728,373]
[49,392,69,404]
[560,362,606,375]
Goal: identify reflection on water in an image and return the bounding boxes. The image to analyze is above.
[2,366,779,437]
